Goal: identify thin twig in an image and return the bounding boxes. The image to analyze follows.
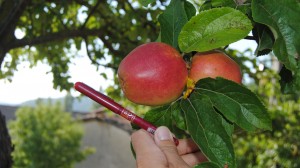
[245,36,255,40]
[80,0,101,30]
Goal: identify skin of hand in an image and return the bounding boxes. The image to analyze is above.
[131,126,207,168]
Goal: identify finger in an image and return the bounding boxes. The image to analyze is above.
[177,138,200,155]
[154,126,190,168]
[181,151,208,167]
[131,129,167,168]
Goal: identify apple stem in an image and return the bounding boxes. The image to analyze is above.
[183,78,196,99]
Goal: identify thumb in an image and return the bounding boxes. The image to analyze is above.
[154,126,190,168]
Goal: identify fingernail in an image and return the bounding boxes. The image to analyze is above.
[156,126,172,141]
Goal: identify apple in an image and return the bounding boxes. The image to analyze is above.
[118,42,188,106]
[189,51,242,84]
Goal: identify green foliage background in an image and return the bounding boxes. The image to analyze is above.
[232,50,300,167]
[0,0,299,167]
[8,103,94,168]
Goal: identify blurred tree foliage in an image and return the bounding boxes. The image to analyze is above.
[8,102,94,168]
[1,0,300,167]
[0,0,166,90]
[227,49,300,167]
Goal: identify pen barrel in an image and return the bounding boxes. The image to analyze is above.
[117,109,178,145]
[74,82,179,146]
[74,82,123,114]
[120,108,157,134]
[74,82,157,133]
[133,116,157,134]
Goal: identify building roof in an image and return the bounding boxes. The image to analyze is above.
[0,105,133,134]
[0,105,19,121]
[76,107,132,134]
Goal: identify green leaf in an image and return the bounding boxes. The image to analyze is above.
[100,72,108,80]
[279,66,300,94]
[143,101,187,138]
[194,162,221,168]
[211,0,236,8]
[252,0,300,71]
[181,94,235,168]
[195,78,272,131]
[138,0,155,7]
[178,7,252,53]
[155,31,161,42]
[172,101,186,130]
[200,0,251,15]
[184,1,196,20]
[143,105,172,127]
[209,0,250,8]
[158,0,188,49]
[252,24,274,56]
[200,1,213,11]
[221,114,234,137]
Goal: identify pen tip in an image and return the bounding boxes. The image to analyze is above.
[74,82,82,90]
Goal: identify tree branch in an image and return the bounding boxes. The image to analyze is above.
[0,0,29,38]
[6,28,105,50]
[0,0,30,68]
[245,36,255,40]
[0,111,13,168]
[84,37,101,65]
[83,37,118,70]
[74,0,93,8]
[98,35,122,56]
[0,47,7,69]
[80,0,101,30]
[124,0,157,30]
[47,6,69,31]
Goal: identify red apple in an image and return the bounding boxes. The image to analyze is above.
[118,42,188,106]
[189,51,242,84]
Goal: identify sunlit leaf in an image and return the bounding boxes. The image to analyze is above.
[178,7,252,52]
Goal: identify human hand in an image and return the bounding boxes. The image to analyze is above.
[131,126,207,168]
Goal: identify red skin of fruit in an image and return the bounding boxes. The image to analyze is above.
[118,42,188,106]
[189,51,242,84]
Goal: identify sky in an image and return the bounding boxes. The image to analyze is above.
[0,48,114,105]
[0,39,257,105]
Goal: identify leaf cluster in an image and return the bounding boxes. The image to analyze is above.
[143,0,300,94]
[133,0,300,167]
[142,78,271,167]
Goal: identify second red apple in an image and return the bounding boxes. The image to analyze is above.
[189,51,242,84]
